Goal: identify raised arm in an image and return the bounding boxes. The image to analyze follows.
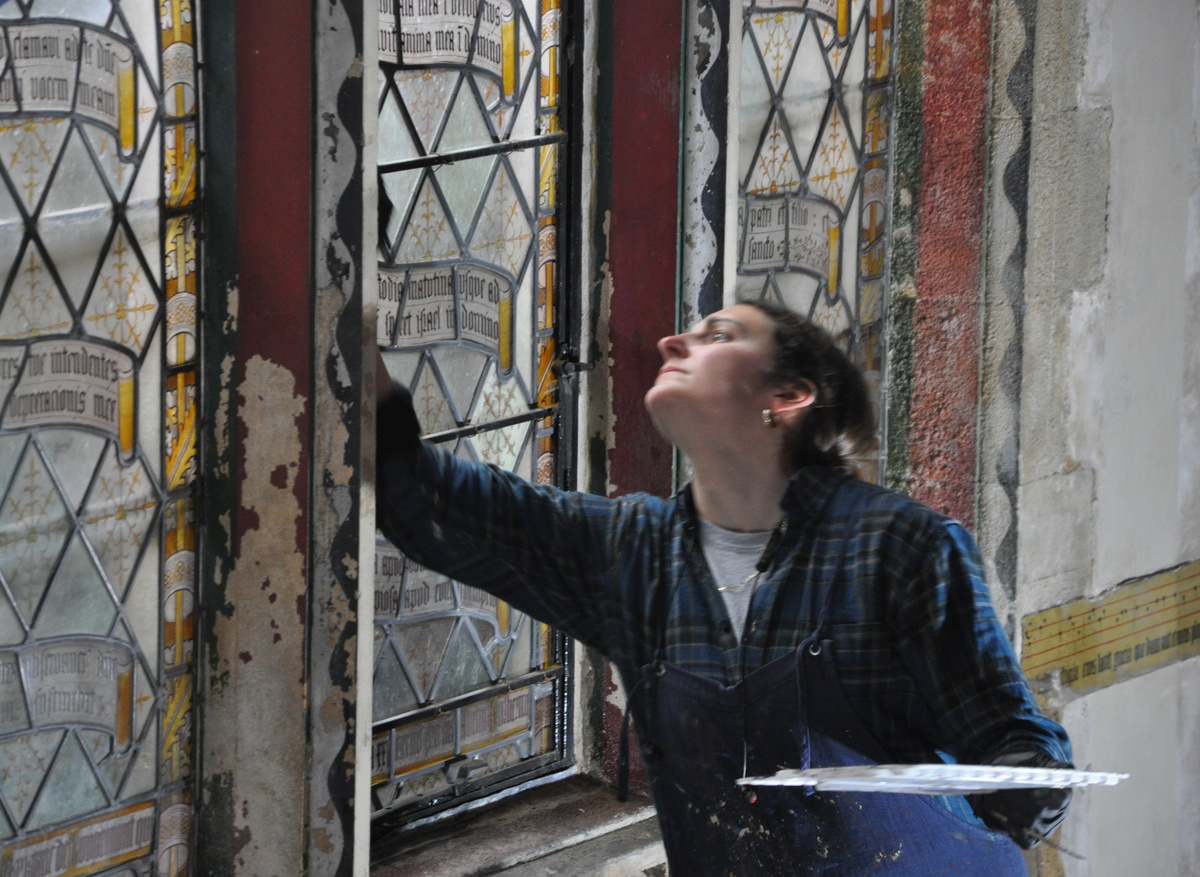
[375,373,649,655]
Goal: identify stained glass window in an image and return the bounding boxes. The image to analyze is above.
[0,0,199,871]
[735,0,893,478]
[372,0,571,822]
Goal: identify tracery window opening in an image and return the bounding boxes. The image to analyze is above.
[0,0,201,869]
[371,0,576,826]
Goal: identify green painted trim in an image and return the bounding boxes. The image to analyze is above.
[198,0,239,617]
[197,773,236,876]
[196,2,239,870]
[884,0,926,496]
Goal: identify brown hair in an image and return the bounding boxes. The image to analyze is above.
[742,299,877,474]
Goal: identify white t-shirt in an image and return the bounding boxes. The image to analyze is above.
[698,517,774,642]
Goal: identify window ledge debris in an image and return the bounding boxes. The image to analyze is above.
[371,776,665,877]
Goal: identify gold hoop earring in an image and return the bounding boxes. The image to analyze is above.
[761,409,778,428]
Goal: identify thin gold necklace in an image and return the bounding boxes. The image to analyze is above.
[717,568,761,593]
[716,524,781,592]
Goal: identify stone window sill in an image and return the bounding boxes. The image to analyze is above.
[371,775,665,877]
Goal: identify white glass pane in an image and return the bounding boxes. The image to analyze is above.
[377,0,568,819]
[0,0,199,864]
[379,91,422,164]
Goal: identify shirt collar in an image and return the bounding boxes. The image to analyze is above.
[781,465,854,519]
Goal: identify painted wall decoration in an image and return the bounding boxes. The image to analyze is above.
[373,0,569,820]
[1023,561,1200,697]
[735,0,894,477]
[0,0,199,873]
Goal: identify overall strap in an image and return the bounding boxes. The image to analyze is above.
[790,481,876,793]
[616,672,650,802]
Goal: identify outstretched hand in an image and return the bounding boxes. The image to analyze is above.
[375,350,422,464]
[969,750,1073,849]
[376,349,395,406]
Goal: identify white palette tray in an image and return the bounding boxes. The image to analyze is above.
[736,763,1128,794]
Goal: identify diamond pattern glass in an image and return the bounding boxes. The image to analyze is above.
[374,0,570,821]
[738,0,894,481]
[0,0,200,869]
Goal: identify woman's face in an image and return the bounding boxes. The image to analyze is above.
[644,304,781,448]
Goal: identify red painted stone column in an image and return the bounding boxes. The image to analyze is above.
[605,0,682,501]
[600,0,683,788]
[198,2,316,872]
[236,0,313,444]
[908,0,993,528]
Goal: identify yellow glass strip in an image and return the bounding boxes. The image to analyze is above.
[166,497,195,555]
[826,223,840,293]
[161,674,194,782]
[868,0,893,81]
[166,370,197,490]
[166,125,198,208]
[541,0,561,106]
[501,1,516,100]
[541,621,553,668]
[536,336,556,408]
[498,293,512,372]
[538,142,558,213]
[117,359,136,462]
[118,62,136,155]
[1022,560,1200,693]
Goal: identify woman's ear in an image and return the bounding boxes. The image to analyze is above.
[771,379,817,427]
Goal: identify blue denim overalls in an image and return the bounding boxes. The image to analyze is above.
[624,490,1028,875]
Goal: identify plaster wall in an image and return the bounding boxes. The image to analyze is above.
[1057,656,1200,877]
[1016,0,1200,608]
[982,0,1200,871]
[1088,0,1197,586]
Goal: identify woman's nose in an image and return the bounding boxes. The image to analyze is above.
[657,332,688,360]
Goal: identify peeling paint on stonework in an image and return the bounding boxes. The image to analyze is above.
[231,819,252,857]
[214,281,238,472]
[199,771,236,874]
[311,826,335,854]
[603,656,627,715]
[314,277,358,591]
[322,111,340,161]
[204,353,309,877]
[310,5,366,863]
[216,354,236,468]
[589,210,617,499]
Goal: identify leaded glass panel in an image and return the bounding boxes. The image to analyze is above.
[0,0,200,870]
[736,0,893,480]
[373,0,570,823]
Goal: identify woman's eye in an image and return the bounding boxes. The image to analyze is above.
[710,330,731,342]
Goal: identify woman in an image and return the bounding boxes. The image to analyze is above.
[376,300,1072,874]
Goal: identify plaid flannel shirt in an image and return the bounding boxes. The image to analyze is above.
[377,390,1071,768]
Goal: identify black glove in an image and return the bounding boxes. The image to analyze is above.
[376,380,423,467]
[968,750,1073,849]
